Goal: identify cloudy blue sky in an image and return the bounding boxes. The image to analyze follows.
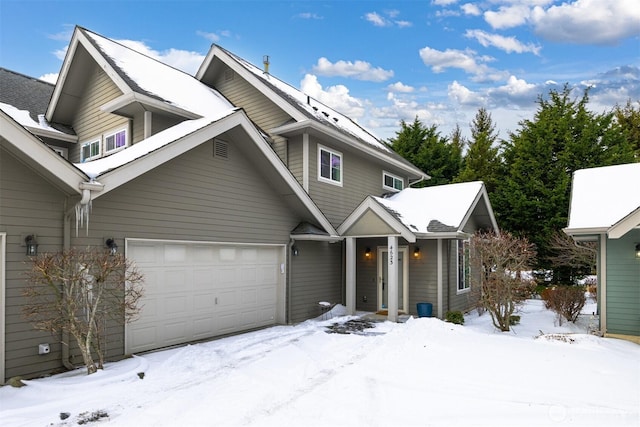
[1,0,638,141]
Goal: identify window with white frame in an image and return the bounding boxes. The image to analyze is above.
[81,139,100,162]
[318,145,342,185]
[383,171,404,191]
[105,128,127,153]
[457,239,471,293]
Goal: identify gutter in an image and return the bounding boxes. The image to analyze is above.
[61,180,104,370]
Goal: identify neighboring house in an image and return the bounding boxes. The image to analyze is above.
[564,163,640,343]
[0,26,498,383]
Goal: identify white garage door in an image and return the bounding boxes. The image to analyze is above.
[125,239,285,354]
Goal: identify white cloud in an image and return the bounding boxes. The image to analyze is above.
[54,46,67,61]
[300,74,366,119]
[312,57,394,82]
[418,46,506,81]
[297,12,323,20]
[196,31,220,42]
[365,12,388,27]
[388,82,415,93]
[39,73,58,84]
[465,29,541,55]
[116,39,205,75]
[448,81,486,106]
[461,3,481,16]
[531,0,640,45]
[484,5,530,29]
[432,0,458,5]
[364,11,412,28]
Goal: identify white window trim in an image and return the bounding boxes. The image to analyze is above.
[383,171,404,192]
[104,127,128,154]
[457,239,471,294]
[317,144,343,187]
[81,139,101,162]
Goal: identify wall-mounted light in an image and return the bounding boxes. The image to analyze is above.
[635,243,640,259]
[413,246,421,259]
[25,234,37,256]
[292,245,299,256]
[364,247,372,259]
[105,238,118,255]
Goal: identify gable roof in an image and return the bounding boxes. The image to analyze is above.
[196,45,427,182]
[47,27,233,124]
[338,181,498,240]
[565,162,640,238]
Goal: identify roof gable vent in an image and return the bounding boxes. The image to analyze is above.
[214,139,229,159]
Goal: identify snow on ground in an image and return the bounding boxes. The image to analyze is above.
[1,299,638,427]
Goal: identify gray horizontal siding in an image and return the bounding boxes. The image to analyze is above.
[289,240,343,323]
[70,64,127,163]
[308,137,409,228]
[212,66,290,163]
[0,147,68,381]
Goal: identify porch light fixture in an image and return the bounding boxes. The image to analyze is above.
[105,238,118,255]
[635,243,640,259]
[292,245,299,256]
[413,246,420,258]
[364,247,372,259]
[25,234,37,256]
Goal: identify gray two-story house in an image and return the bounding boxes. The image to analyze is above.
[0,26,497,382]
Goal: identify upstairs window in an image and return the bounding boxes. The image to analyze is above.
[318,145,342,186]
[457,239,471,293]
[81,139,100,162]
[383,172,404,192]
[105,129,127,153]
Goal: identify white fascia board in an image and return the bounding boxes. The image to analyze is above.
[1,112,85,193]
[47,27,132,121]
[415,231,471,240]
[92,111,338,238]
[460,184,499,234]
[100,92,201,120]
[338,198,416,243]
[289,234,343,242]
[272,120,427,180]
[27,127,78,143]
[608,207,640,239]
[563,226,609,236]
[198,47,307,122]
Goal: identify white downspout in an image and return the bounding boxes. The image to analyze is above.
[61,182,104,369]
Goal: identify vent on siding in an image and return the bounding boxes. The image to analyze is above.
[224,68,234,81]
[214,139,229,159]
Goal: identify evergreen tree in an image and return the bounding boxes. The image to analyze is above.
[493,85,635,276]
[388,117,462,186]
[613,100,640,160]
[455,108,500,194]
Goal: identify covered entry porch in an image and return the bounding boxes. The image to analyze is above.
[338,183,499,322]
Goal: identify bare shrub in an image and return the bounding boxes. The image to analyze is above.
[23,248,144,374]
[541,286,586,325]
[470,230,536,332]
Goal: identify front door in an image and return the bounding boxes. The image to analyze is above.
[378,246,408,312]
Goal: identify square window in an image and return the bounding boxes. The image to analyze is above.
[81,140,100,162]
[318,146,342,185]
[383,172,404,191]
[105,129,127,152]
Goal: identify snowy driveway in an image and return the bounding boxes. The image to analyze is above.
[1,300,639,426]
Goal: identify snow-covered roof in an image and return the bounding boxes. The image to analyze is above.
[75,116,228,179]
[0,102,69,136]
[567,163,640,230]
[84,29,234,118]
[374,182,486,234]
[220,47,392,153]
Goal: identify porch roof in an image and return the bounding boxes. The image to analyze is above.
[338,181,497,240]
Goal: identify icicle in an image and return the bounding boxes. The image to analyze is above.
[74,199,92,236]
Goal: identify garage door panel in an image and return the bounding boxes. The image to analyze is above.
[126,240,283,354]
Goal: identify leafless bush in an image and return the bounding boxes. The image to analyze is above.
[23,248,144,374]
[470,230,536,332]
[541,286,586,325]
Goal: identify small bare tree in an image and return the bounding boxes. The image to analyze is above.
[470,230,536,332]
[23,248,144,374]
